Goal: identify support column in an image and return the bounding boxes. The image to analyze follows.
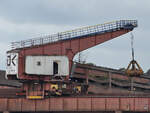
[109,72,112,88]
[85,69,89,85]
[131,77,134,91]
[85,68,89,94]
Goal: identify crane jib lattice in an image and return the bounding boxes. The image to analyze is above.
[11,20,137,49]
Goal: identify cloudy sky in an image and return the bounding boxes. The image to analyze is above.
[0,0,150,72]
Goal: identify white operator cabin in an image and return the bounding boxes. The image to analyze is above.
[25,56,69,76]
[6,53,69,77]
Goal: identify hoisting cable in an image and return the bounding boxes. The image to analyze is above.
[130,32,134,61]
[125,32,143,77]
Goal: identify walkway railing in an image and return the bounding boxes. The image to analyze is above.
[11,20,137,49]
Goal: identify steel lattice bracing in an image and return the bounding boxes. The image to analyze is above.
[8,20,137,80]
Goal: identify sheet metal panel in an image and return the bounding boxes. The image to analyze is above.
[78,98,92,111]
[63,98,77,111]
[25,56,69,76]
[35,99,49,111]
[0,98,7,111]
[21,98,35,112]
[8,98,22,111]
[106,98,119,111]
[92,98,106,111]
[134,98,149,111]
[50,98,63,111]
[1,97,150,112]
[25,56,53,75]
[120,98,134,111]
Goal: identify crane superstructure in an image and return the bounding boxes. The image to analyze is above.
[6,20,137,99]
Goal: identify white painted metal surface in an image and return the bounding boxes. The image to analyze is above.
[25,56,69,76]
[6,52,18,75]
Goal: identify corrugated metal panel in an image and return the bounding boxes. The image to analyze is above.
[8,99,22,111]
[1,97,150,112]
[50,98,63,111]
[106,98,119,111]
[120,98,134,111]
[0,98,7,111]
[22,98,36,111]
[134,98,149,111]
[63,98,77,111]
[92,98,106,111]
[35,99,49,111]
[78,98,92,111]
[25,56,69,76]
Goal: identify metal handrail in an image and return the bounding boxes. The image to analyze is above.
[11,20,137,49]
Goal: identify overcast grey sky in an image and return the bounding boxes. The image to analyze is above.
[0,0,150,72]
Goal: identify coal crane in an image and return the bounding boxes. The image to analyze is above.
[6,20,137,99]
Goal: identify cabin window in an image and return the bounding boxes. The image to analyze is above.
[53,62,58,75]
[37,61,41,66]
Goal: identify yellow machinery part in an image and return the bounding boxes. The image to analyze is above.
[76,86,81,92]
[126,60,143,77]
[27,96,44,99]
[51,84,58,90]
[126,33,144,77]
[55,91,62,96]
